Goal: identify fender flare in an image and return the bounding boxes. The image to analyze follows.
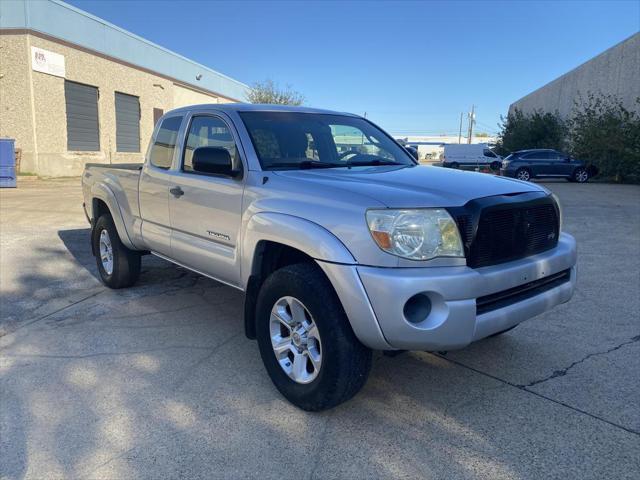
[90,183,137,250]
[240,212,356,289]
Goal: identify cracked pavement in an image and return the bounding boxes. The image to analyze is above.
[1,178,639,479]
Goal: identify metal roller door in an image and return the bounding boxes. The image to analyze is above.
[115,92,141,152]
[64,81,100,151]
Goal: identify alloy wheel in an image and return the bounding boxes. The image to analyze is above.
[269,296,322,384]
[99,229,114,275]
[576,169,588,182]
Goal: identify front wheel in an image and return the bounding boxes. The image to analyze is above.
[516,168,531,182]
[92,214,141,288]
[255,263,372,411]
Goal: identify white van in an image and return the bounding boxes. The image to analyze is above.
[440,144,501,170]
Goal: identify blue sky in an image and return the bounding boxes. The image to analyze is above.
[67,0,639,136]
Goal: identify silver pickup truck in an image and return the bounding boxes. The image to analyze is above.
[82,104,577,410]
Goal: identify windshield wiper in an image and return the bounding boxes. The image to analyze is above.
[346,158,404,167]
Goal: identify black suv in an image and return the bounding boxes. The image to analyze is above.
[500,149,591,183]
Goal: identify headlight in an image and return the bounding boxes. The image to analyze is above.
[551,193,563,231]
[366,209,464,260]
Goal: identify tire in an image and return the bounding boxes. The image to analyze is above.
[449,162,459,169]
[92,213,141,289]
[515,168,531,182]
[255,263,372,411]
[490,161,501,171]
[573,167,589,183]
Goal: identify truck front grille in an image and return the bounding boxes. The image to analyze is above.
[450,192,560,269]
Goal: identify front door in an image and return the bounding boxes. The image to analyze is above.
[525,151,551,176]
[167,113,245,288]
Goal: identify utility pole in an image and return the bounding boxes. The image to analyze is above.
[458,112,463,144]
[467,105,475,144]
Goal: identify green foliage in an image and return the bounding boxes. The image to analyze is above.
[496,94,640,183]
[569,94,640,183]
[495,109,567,156]
[246,79,305,105]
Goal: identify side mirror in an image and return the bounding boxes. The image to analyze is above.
[406,147,418,160]
[192,146,240,177]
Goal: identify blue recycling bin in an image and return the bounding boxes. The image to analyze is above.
[0,138,17,188]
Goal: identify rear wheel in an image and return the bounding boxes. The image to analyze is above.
[255,263,372,411]
[573,167,589,183]
[449,162,459,169]
[516,168,531,181]
[93,214,141,288]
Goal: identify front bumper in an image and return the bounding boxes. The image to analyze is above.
[320,233,576,351]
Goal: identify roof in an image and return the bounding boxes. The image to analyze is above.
[168,103,358,116]
[0,0,249,101]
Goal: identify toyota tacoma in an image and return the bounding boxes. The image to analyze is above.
[82,104,577,411]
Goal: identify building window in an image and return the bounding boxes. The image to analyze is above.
[153,108,164,127]
[115,92,140,152]
[149,116,182,169]
[64,80,100,151]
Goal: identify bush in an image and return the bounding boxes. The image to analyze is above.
[569,94,640,183]
[495,109,567,156]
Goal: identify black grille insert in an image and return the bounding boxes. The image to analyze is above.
[476,269,571,315]
[450,193,560,269]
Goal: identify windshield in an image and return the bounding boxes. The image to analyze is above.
[239,112,415,170]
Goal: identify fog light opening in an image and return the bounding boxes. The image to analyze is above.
[403,293,432,325]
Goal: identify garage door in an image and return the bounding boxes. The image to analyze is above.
[115,92,141,152]
[64,80,100,151]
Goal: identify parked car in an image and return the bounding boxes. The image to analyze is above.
[441,144,502,170]
[82,104,577,411]
[500,149,591,182]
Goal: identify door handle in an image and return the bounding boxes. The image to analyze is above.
[169,186,184,198]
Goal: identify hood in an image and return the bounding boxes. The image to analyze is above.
[273,164,542,208]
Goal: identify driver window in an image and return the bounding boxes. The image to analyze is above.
[183,116,238,173]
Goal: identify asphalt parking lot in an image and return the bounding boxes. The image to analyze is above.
[1,178,639,479]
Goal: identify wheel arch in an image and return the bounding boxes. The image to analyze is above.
[90,183,137,250]
[241,212,357,340]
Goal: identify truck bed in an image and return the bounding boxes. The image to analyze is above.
[83,163,142,242]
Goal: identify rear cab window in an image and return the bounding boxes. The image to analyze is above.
[149,116,183,169]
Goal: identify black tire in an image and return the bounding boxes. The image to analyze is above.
[449,162,459,169]
[92,213,141,289]
[255,263,372,411]
[490,161,501,171]
[573,167,589,183]
[515,167,531,182]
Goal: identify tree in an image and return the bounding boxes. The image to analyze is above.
[569,94,640,183]
[246,79,305,105]
[495,108,567,156]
